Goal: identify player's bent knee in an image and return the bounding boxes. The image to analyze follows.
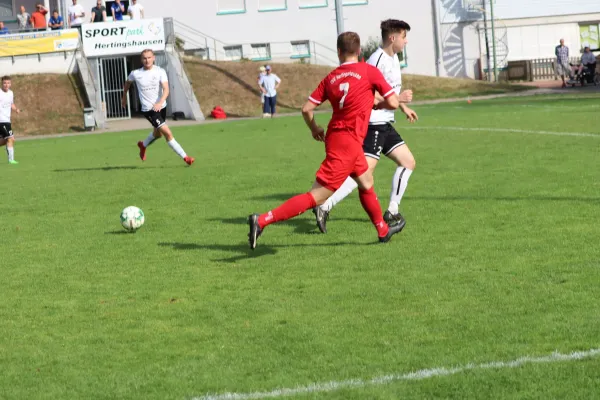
[404,158,416,170]
[354,173,374,191]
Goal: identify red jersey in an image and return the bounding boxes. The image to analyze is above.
[308,62,394,143]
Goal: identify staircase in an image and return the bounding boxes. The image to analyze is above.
[74,46,106,129]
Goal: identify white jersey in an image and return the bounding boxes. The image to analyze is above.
[0,89,14,123]
[368,48,402,125]
[127,66,168,112]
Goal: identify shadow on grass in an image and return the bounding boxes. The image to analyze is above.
[54,165,181,172]
[250,193,302,202]
[208,216,321,235]
[105,230,133,235]
[158,241,367,263]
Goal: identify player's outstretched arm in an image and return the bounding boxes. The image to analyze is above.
[301,101,325,142]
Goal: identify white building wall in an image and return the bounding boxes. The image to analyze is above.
[0,51,78,75]
[77,0,439,76]
[443,0,600,23]
[503,23,582,61]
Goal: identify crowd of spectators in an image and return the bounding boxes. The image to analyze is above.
[0,0,146,35]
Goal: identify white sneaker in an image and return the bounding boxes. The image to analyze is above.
[263,113,271,118]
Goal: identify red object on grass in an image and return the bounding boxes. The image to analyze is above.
[211,106,227,119]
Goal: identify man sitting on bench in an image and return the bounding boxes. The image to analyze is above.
[571,46,596,81]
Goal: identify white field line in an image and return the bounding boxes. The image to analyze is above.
[192,348,600,400]
[406,126,600,138]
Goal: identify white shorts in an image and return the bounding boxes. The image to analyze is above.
[556,60,572,76]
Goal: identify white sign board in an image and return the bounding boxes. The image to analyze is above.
[81,18,166,57]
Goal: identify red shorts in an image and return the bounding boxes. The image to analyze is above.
[316,132,368,191]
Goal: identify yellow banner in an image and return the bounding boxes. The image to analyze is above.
[0,29,79,57]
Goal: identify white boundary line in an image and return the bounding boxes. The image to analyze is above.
[192,348,600,400]
[405,126,600,138]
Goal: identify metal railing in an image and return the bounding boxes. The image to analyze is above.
[172,19,339,65]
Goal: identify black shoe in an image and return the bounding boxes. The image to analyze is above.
[248,214,263,250]
[379,222,404,243]
[312,206,329,234]
[383,210,407,232]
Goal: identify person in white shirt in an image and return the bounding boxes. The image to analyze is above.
[128,0,145,20]
[314,19,416,233]
[122,49,194,166]
[259,65,281,118]
[68,0,85,29]
[0,76,22,165]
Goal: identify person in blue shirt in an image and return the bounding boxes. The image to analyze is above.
[0,21,9,35]
[111,0,125,21]
[48,10,64,30]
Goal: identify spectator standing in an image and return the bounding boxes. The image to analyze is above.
[31,3,49,31]
[68,0,86,30]
[257,65,266,108]
[91,0,107,23]
[0,22,9,34]
[17,6,31,31]
[259,65,281,118]
[555,39,573,88]
[128,0,144,20]
[111,0,125,21]
[48,10,64,30]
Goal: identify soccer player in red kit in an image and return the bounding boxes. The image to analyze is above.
[248,32,403,250]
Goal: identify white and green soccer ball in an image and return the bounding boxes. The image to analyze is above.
[120,206,145,232]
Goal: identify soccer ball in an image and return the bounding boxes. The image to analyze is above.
[120,206,145,232]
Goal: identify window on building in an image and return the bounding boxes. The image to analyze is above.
[224,45,243,61]
[0,0,13,18]
[291,40,311,59]
[250,43,271,61]
[342,0,367,5]
[259,0,287,12]
[217,0,246,15]
[298,0,327,9]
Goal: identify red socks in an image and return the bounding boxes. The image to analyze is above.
[359,187,389,238]
[258,189,387,238]
[258,193,317,229]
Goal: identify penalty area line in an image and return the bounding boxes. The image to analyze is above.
[192,348,600,400]
[405,126,600,138]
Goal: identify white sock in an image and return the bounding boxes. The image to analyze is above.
[142,132,157,148]
[320,177,358,212]
[167,138,187,159]
[7,146,14,162]
[388,167,413,214]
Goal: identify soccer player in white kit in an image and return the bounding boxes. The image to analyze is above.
[314,20,417,233]
[121,49,194,166]
[0,76,22,165]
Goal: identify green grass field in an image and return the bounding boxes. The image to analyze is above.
[1,93,599,399]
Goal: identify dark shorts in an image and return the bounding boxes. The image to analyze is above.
[143,108,167,129]
[0,123,13,139]
[363,123,405,160]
